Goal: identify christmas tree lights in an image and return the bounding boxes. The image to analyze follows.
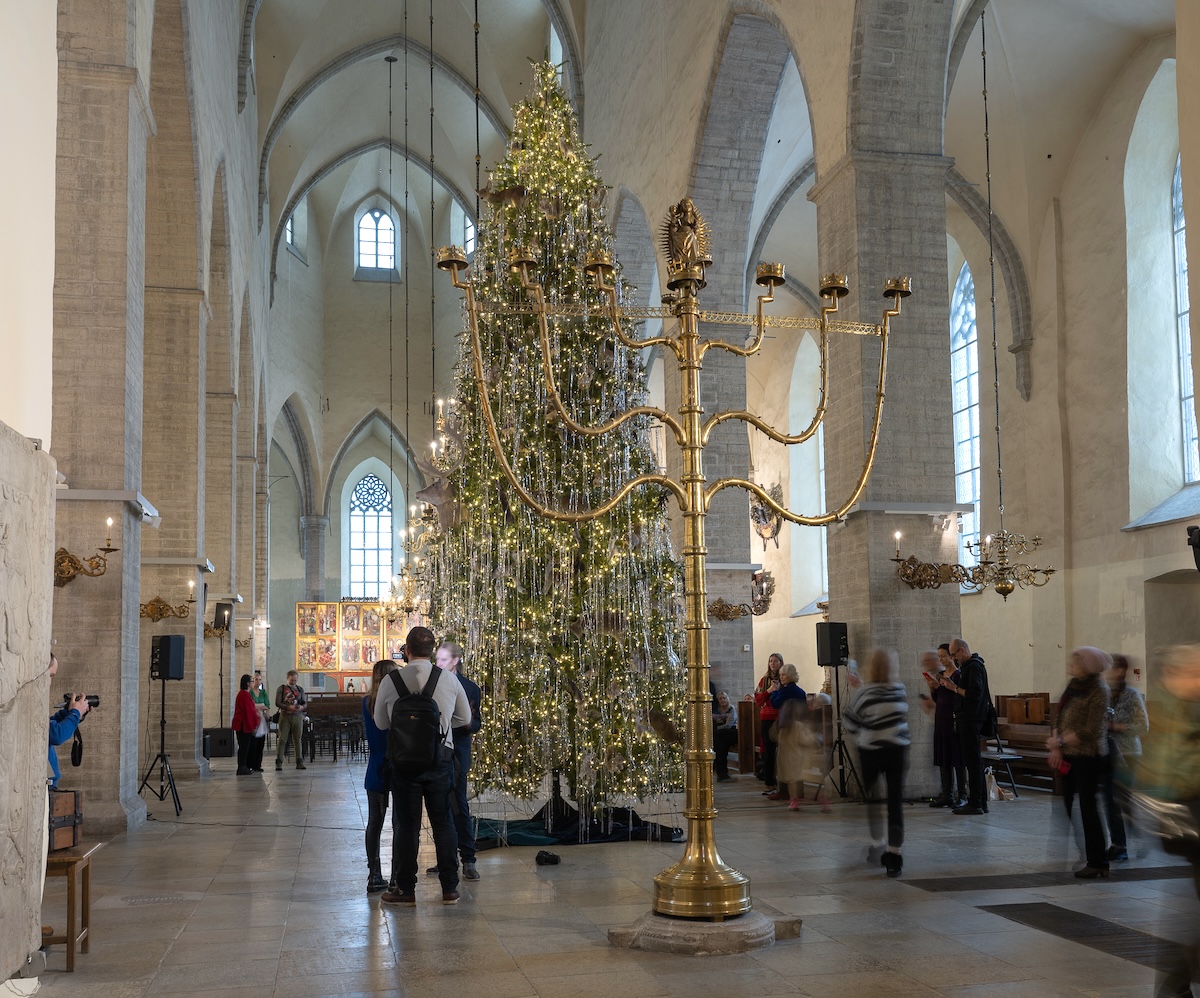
[432,63,685,810]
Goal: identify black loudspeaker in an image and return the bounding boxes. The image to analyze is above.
[815,622,849,667]
[150,634,185,681]
[202,727,235,758]
[213,602,233,631]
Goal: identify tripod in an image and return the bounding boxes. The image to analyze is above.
[827,660,864,800]
[138,674,182,816]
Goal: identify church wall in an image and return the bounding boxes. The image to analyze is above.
[959,32,1199,698]
[267,445,305,689]
[320,214,436,478]
[0,423,56,983]
[0,5,57,447]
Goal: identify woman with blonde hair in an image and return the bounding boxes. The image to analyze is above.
[754,652,785,794]
[363,658,398,893]
[842,649,910,877]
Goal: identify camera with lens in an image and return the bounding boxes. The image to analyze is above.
[63,693,100,709]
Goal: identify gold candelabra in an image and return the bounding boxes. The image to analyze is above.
[54,517,119,588]
[439,196,909,920]
[893,528,1054,599]
[381,519,432,624]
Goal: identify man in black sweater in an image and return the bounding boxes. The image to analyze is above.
[943,638,991,815]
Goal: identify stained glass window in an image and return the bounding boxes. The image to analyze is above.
[348,474,392,599]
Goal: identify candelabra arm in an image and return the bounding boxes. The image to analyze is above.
[536,279,686,447]
[455,263,687,520]
[592,267,685,358]
[697,286,776,360]
[704,314,891,521]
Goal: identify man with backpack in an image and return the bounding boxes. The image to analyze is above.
[373,626,471,906]
[942,638,993,815]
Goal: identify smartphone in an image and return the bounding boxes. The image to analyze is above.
[922,671,935,681]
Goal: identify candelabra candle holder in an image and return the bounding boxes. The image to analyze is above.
[439,196,910,921]
[54,517,120,588]
[139,595,192,622]
[381,521,433,624]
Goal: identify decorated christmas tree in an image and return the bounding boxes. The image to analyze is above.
[430,62,685,809]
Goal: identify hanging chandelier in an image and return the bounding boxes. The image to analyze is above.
[893,13,1054,601]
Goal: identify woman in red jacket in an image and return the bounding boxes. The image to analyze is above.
[754,653,784,794]
[232,673,260,776]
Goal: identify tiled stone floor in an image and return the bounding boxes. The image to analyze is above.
[33,759,1199,997]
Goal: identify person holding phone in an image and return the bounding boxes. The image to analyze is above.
[923,645,967,807]
[1046,647,1113,879]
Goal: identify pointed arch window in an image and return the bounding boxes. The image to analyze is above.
[950,262,981,568]
[348,473,393,599]
[358,209,396,270]
[1174,155,1199,483]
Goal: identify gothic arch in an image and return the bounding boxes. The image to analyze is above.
[320,408,427,520]
[279,395,318,518]
[746,159,820,315]
[611,188,658,307]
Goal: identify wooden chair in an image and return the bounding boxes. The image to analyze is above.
[44,841,103,972]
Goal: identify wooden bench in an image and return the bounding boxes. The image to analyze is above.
[993,718,1060,794]
[44,840,103,972]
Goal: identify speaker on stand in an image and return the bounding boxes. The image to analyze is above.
[815,622,864,799]
[140,634,184,815]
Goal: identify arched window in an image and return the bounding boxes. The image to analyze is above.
[358,209,396,270]
[1174,155,1199,483]
[950,262,981,567]
[284,215,294,246]
[348,473,393,599]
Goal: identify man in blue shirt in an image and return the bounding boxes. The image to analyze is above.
[48,653,91,786]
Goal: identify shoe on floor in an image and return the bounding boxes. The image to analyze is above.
[275,759,283,770]
[788,800,801,811]
[442,890,460,905]
[883,852,903,878]
[425,866,440,876]
[761,787,777,796]
[928,794,953,808]
[952,804,985,815]
[765,791,786,801]
[366,876,388,894]
[296,762,307,770]
[462,863,480,881]
[1106,845,1128,861]
[866,843,886,865]
[381,890,416,905]
[1074,865,1109,879]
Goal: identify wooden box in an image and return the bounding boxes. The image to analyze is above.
[48,788,83,851]
[1005,698,1028,724]
[1025,697,1045,723]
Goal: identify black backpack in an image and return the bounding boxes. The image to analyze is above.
[386,667,445,773]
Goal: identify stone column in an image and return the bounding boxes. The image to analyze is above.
[301,514,329,600]
[236,452,259,666]
[204,394,237,726]
[50,14,153,832]
[141,286,209,779]
[810,151,960,795]
[255,476,271,676]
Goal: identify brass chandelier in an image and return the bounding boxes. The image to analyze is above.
[893,13,1053,600]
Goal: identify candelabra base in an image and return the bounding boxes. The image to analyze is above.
[608,908,800,954]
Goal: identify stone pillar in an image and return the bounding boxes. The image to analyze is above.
[141,286,209,779]
[204,394,237,726]
[255,476,270,676]
[811,152,960,794]
[51,11,153,832]
[301,514,329,600]
[236,452,259,666]
[0,423,56,982]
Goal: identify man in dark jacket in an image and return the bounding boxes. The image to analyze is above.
[943,638,991,815]
[427,640,483,881]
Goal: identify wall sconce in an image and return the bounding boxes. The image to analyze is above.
[54,518,119,588]
[707,569,776,620]
[139,580,196,621]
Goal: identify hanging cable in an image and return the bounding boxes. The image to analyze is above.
[981,14,1004,533]
[429,0,437,428]
[474,0,481,222]
[386,54,397,540]
[403,0,411,539]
